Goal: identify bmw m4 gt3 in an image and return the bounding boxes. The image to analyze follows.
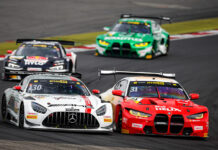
[99,70,209,138]
[96,14,170,59]
[1,74,113,132]
[2,39,80,80]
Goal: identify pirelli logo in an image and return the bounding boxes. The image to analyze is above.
[26,115,38,119]
[104,118,112,122]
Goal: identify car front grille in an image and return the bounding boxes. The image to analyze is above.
[170,115,184,134]
[42,112,99,129]
[108,43,133,57]
[154,114,185,134]
[154,114,168,133]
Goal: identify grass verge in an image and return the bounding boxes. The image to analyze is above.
[1,17,218,55]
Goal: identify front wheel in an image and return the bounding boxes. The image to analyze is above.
[1,95,7,121]
[115,110,123,133]
[19,103,25,128]
[163,37,170,56]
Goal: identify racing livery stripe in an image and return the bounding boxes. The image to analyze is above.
[70,76,78,81]
[81,95,92,114]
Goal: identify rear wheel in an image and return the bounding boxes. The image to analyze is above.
[116,110,123,133]
[1,95,7,121]
[19,103,24,128]
[163,37,170,56]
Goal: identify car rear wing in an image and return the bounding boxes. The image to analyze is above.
[16,39,75,45]
[98,69,176,79]
[120,14,171,24]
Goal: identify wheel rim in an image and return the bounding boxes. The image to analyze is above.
[1,96,6,119]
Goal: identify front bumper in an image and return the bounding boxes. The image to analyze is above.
[121,110,209,138]
[96,45,152,58]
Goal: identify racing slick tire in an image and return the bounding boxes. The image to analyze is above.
[115,110,123,133]
[163,36,170,56]
[1,95,7,121]
[19,103,25,128]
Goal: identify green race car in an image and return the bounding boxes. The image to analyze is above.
[96,14,171,59]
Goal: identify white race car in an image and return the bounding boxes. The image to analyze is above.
[1,74,113,132]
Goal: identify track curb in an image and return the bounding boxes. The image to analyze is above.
[0,29,218,60]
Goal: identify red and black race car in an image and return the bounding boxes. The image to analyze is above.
[100,70,209,138]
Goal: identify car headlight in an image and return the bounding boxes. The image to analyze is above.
[96,105,106,116]
[129,109,151,118]
[7,63,21,68]
[49,65,64,70]
[98,40,109,46]
[135,42,149,47]
[187,113,204,119]
[31,102,47,114]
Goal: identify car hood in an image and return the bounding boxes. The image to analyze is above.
[100,32,153,43]
[25,94,100,110]
[124,97,208,115]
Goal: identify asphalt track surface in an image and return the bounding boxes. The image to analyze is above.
[1,0,218,42]
[1,0,218,150]
[0,35,218,150]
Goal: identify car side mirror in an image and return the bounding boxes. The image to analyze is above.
[66,53,72,56]
[7,50,13,54]
[13,85,22,91]
[189,93,199,100]
[103,26,110,31]
[92,89,100,94]
[112,90,123,97]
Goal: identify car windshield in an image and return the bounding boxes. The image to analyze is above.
[26,79,90,96]
[111,22,150,34]
[15,44,61,57]
[128,81,187,99]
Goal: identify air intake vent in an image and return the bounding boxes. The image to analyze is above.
[154,114,168,133]
[42,112,99,129]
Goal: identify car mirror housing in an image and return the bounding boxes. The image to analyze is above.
[66,53,72,56]
[13,85,22,91]
[92,89,100,94]
[7,50,13,54]
[112,90,123,97]
[103,26,110,31]
[189,93,199,100]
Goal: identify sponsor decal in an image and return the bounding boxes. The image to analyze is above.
[26,114,38,119]
[194,126,203,131]
[27,68,42,71]
[26,56,48,60]
[155,106,181,112]
[104,37,143,42]
[104,118,112,122]
[81,96,92,114]
[9,56,24,60]
[146,81,164,85]
[122,117,128,124]
[24,59,47,65]
[65,107,79,112]
[49,80,68,84]
[48,103,85,107]
[132,123,143,128]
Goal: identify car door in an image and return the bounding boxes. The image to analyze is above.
[152,21,162,53]
[110,79,128,117]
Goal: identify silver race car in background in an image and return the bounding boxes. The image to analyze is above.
[1,74,113,132]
